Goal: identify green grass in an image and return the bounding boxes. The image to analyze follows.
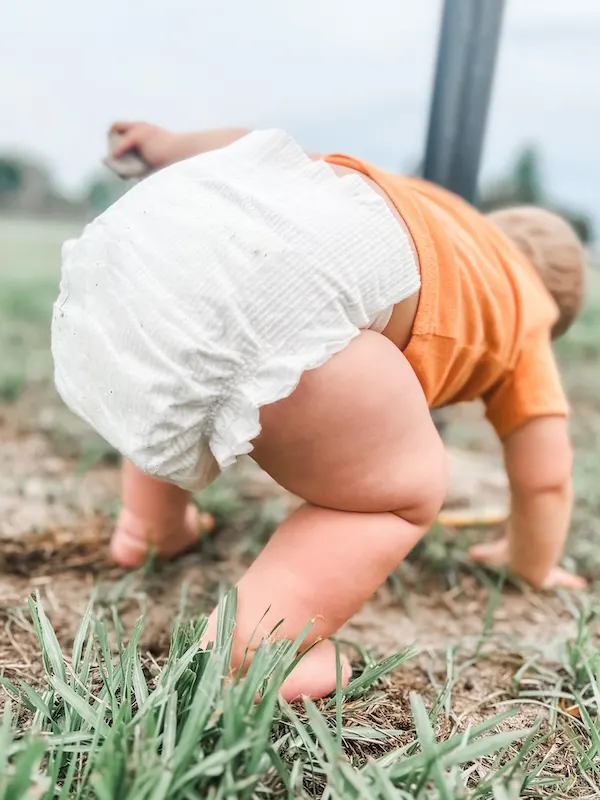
[0,217,76,400]
[555,262,600,365]
[555,261,600,575]
[0,216,118,461]
[6,590,599,800]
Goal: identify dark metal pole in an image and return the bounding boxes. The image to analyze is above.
[423,0,506,205]
[423,0,506,436]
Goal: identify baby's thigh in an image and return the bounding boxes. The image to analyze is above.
[251,331,447,521]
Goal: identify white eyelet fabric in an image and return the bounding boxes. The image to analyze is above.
[52,130,420,490]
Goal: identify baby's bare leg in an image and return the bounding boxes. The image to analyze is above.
[202,331,447,699]
[111,460,214,567]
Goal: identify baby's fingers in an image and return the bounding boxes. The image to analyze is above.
[542,567,587,590]
[110,120,138,134]
[110,129,143,158]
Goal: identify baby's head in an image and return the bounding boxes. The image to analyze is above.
[486,206,587,338]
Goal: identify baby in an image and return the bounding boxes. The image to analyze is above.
[52,122,587,701]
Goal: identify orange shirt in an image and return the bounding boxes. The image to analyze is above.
[325,154,569,439]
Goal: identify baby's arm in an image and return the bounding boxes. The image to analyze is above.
[470,416,584,588]
[108,121,324,172]
[109,122,251,168]
[472,334,586,589]
[502,416,578,587]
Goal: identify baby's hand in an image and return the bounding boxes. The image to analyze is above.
[109,121,177,170]
[468,538,587,590]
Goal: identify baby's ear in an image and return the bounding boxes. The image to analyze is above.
[103,130,151,181]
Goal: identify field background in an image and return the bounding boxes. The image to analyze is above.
[1,215,600,798]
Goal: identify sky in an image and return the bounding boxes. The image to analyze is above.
[2,0,599,226]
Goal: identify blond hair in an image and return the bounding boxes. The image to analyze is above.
[486,206,587,338]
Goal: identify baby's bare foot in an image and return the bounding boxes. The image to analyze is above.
[110,504,214,568]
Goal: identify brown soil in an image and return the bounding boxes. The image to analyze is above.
[0,408,583,669]
[1,394,598,797]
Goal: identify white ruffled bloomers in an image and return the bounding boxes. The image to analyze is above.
[52,130,420,491]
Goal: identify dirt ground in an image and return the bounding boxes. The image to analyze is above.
[0,390,593,729]
[2,372,600,798]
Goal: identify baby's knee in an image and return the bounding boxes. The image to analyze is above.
[393,431,448,529]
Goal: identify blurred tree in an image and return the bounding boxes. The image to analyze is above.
[0,158,23,199]
[0,154,83,218]
[412,146,594,242]
[480,146,594,243]
[555,209,593,243]
[84,171,127,215]
[513,146,543,204]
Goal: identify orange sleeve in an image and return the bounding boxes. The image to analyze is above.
[483,334,569,440]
